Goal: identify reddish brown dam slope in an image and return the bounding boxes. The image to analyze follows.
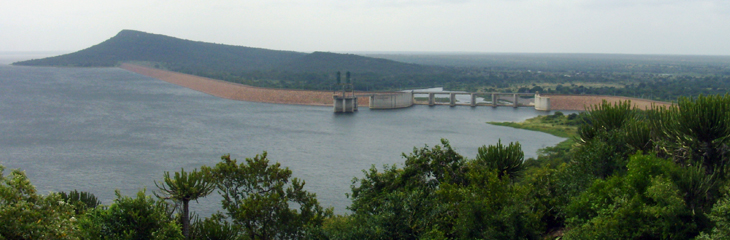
[120,64,371,106]
[544,94,672,111]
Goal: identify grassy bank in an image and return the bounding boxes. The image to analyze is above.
[487,111,582,149]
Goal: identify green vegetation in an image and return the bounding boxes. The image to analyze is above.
[78,190,184,240]
[202,153,333,239]
[488,111,582,139]
[0,165,77,239]
[5,94,730,239]
[488,111,582,159]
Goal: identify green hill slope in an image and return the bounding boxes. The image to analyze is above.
[13,30,307,72]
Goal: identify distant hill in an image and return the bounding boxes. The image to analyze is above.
[14,30,308,72]
[13,30,444,90]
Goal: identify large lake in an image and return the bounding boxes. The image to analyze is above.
[0,64,565,215]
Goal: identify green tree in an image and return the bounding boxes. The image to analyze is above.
[155,168,215,239]
[344,139,466,239]
[204,152,332,240]
[654,94,730,175]
[571,100,650,180]
[475,140,524,179]
[77,190,184,240]
[441,162,541,239]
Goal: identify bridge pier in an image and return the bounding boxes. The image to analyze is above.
[450,93,456,107]
[492,93,497,107]
[428,93,435,106]
[513,93,518,108]
[470,93,476,107]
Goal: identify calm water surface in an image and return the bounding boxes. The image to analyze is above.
[0,65,565,215]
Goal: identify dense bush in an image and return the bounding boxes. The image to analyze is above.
[203,152,333,240]
[0,166,77,240]
[76,190,184,240]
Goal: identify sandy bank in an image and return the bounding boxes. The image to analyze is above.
[120,64,371,106]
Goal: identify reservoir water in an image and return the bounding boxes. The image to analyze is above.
[0,65,565,215]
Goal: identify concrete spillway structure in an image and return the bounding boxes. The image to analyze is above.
[369,92,414,109]
[333,96,358,113]
[534,93,550,111]
[333,71,358,113]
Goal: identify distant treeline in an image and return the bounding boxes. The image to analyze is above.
[368,53,730,74]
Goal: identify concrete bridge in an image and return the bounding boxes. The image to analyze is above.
[412,91,535,107]
[336,91,551,112]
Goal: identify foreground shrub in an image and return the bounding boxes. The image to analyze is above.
[564,154,697,239]
[77,190,183,240]
[0,165,77,240]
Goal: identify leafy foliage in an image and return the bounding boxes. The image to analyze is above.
[697,190,730,240]
[343,140,465,239]
[332,139,540,239]
[77,189,184,240]
[654,94,730,174]
[0,165,77,240]
[59,190,101,215]
[564,154,697,239]
[203,152,332,240]
[189,212,241,240]
[475,140,524,179]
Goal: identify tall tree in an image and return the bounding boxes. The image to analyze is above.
[155,168,215,239]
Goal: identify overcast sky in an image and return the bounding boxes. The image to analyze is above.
[2,0,729,55]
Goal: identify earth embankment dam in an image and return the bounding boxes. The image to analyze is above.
[120,63,671,111]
